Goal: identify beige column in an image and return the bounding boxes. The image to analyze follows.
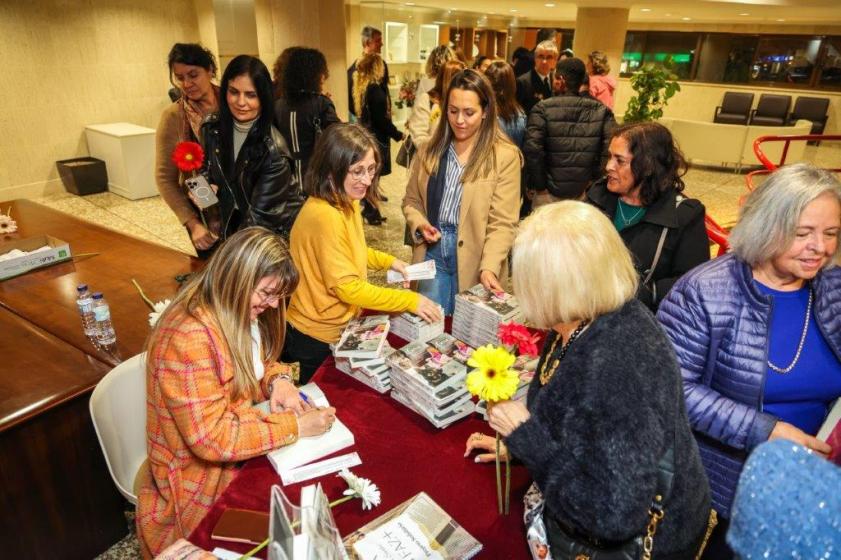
[192,0,219,58]
[254,0,349,118]
[572,7,629,77]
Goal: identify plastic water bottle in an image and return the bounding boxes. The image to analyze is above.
[92,292,118,354]
[75,284,97,340]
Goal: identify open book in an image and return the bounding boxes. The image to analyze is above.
[343,492,482,560]
[266,383,355,478]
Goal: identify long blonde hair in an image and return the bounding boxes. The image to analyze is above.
[146,227,299,401]
[353,53,385,118]
[421,69,511,183]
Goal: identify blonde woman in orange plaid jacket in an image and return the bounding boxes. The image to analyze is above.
[136,227,336,558]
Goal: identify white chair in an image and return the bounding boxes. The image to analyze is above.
[89,353,147,505]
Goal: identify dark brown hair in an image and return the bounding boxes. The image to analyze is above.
[305,123,381,213]
[612,121,687,207]
[484,60,523,122]
[421,69,510,183]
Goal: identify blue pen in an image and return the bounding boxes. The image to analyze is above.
[299,391,311,404]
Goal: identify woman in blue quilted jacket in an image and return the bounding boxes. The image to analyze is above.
[657,163,841,559]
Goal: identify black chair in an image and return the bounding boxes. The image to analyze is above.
[788,96,830,134]
[749,94,792,126]
[714,92,754,125]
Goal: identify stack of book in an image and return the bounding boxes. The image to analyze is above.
[389,306,445,344]
[387,333,475,429]
[452,284,524,348]
[333,315,392,393]
[334,344,395,393]
[475,354,539,419]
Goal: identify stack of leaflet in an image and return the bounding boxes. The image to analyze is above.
[452,284,524,348]
[334,343,395,393]
[387,333,475,429]
[389,306,445,344]
[333,315,390,359]
[475,354,539,419]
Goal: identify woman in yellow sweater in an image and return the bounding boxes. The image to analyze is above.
[284,124,442,381]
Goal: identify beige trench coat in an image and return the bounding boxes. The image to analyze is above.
[402,140,522,292]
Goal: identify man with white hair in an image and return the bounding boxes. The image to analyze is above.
[347,26,390,120]
[516,39,558,114]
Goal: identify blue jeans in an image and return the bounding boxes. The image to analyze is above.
[418,225,458,315]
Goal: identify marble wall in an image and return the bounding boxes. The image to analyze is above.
[0,1,202,201]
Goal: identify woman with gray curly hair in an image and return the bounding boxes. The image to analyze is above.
[658,163,841,559]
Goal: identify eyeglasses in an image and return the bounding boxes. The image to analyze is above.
[254,288,282,305]
[348,164,378,181]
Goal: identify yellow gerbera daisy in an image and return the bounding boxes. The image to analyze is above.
[466,345,519,402]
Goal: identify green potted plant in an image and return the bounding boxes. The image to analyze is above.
[623,57,681,123]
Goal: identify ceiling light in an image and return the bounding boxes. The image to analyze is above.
[776,18,785,22]
[682,17,691,21]
[739,12,749,16]
[405,2,415,5]
[545,3,556,7]
[509,8,518,12]
[640,8,651,12]
[665,13,672,17]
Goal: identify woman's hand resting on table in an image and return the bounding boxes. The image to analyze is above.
[464,432,509,463]
[297,407,337,437]
[770,421,832,457]
[415,295,443,324]
[270,377,312,415]
[488,400,530,438]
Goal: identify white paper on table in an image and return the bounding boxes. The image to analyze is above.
[211,548,245,560]
[353,515,445,560]
[386,260,436,283]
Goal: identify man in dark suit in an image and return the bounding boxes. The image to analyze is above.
[516,39,559,114]
[347,26,389,120]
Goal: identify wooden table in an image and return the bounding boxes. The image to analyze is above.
[0,199,201,367]
[0,307,127,558]
[0,199,200,558]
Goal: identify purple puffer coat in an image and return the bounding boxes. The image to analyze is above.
[657,254,841,517]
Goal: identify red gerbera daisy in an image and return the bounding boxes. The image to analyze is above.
[172,141,205,173]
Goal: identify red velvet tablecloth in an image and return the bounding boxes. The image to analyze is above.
[189,336,535,559]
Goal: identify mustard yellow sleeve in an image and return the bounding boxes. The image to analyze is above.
[334,279,420,313]
[367,247,396,271]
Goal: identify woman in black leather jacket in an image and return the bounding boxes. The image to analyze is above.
[202,55,304,240]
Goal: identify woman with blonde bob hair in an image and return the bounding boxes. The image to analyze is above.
[468,202,715,559]
[403,69,521,314]
[137,227,336,557]
[658,163,841,558]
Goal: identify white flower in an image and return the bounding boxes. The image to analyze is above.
[0,213,17,234]
[337,469,382,510]
[148,299,171,327]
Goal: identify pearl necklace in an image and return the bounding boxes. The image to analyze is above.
[539,320,591,385]
[768,287,813,374]
[617,199,645,226]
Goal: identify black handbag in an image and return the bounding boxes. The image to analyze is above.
[396,135,416,168]
[529,443,676,560]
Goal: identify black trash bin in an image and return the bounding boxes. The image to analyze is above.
[56,157,108,196]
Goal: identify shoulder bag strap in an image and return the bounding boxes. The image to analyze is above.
[642,195,685,287]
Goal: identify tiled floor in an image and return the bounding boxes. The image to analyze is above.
[31,142,839,559]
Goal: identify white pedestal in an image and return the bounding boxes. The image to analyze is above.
[85,123,157,200]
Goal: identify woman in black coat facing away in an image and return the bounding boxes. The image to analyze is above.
[353,52,404,224]
[274,47,341,188]
[201,55,304,239]
[586,121,709,310]
[468,201,716,559]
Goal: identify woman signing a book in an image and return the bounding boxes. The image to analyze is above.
[283,124,442,382]
[137,228,336,558]
[402,69,522,315]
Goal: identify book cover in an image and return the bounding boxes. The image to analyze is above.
[335,315,390,358]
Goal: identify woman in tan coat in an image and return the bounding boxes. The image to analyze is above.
[155,43,220,258]
[402,69,521,314]
[136,228,336,558]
